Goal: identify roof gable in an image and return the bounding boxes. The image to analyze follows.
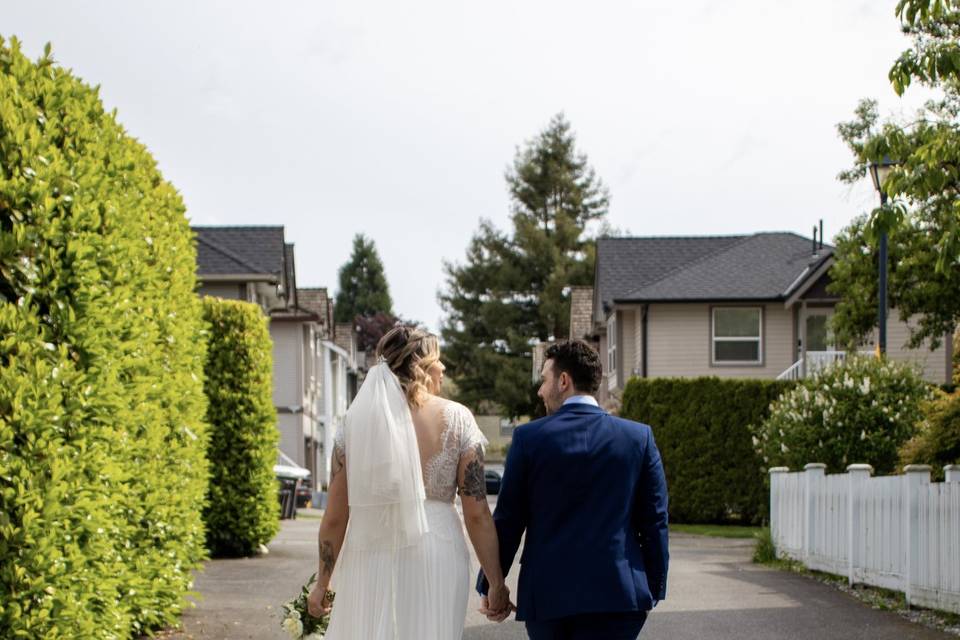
[193,226,286,278]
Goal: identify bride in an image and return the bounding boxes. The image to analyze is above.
[306,326,511,638]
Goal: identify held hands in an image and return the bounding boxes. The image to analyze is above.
[479,582,515,623]
[306,583,333,618]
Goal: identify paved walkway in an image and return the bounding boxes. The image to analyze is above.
[170,509,955,639]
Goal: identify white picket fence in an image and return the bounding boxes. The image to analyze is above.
[770,463,960,614]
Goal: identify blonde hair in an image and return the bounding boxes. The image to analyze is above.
[376,326,441,407]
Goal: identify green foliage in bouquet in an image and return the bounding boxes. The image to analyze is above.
[900,390,960,479]
[755,356,931,474]
[0,37,209,637]
[202,298,280,557]
[621,377,792,524]
[281,574,333,639]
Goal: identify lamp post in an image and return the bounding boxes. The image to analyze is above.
[867,156,898,355]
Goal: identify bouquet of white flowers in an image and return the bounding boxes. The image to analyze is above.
[280,574,333,640]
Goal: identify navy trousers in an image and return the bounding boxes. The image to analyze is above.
[524,611,648,640]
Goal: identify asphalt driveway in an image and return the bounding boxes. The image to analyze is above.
[170,502,955,639]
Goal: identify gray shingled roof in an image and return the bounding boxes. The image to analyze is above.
[596,235,745,312]
[193,226,286,279]
[600,232,831,305]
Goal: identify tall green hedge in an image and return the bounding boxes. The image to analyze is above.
[0,38,209,638]
[202,298,280,557]
[621,377,793,524]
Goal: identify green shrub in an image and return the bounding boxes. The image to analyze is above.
[0,37,209,638]
[899,390,960,478]
[752,527,777,564]
[754,355,930,475]
[621,377,793,524]
[202,298,279,557]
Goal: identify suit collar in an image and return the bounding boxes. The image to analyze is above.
[551,402,606,417]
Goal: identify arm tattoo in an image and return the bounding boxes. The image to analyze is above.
[330,443,346,480]
[319,540,336,577]
[458,443,486,502]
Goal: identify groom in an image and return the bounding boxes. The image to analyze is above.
[477,340,669,640]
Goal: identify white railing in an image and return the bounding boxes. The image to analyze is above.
[770,464,960,614]
[776,350,864,381]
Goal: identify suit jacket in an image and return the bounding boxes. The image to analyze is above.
[477,402,669,622]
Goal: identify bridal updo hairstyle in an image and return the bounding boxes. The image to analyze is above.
[376,325,441,406]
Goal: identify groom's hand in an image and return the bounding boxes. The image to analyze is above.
[479,591,515,623]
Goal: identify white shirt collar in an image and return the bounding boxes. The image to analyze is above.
[562,395,599,407]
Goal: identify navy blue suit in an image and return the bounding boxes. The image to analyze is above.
[477,402,669,637]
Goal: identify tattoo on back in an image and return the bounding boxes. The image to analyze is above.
[458,443,486,502]
[319,540,336,577]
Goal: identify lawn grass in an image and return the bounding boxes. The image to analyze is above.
[669,523,761,539]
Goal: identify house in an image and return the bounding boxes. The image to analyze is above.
[580,232,952,397]
[193,226,359,493]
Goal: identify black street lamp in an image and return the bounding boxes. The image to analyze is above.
[867,156,898,355]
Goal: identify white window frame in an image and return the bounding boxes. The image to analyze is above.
[711,307,763,365]
[607,313,618,375]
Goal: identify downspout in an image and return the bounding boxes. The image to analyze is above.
[641,304,649,378]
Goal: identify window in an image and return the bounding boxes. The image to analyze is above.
[607,314,617,374]
[712,307,762,364]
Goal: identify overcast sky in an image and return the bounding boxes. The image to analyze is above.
[5,1,933,331]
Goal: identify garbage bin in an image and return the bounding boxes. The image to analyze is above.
[274,451,310,520]
[278,477,299,519]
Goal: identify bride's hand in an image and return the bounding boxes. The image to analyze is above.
[307,583,333,618]
[484,583,512,619]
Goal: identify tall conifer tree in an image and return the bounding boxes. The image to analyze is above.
[334,234,394,324]
[441,114,609,417]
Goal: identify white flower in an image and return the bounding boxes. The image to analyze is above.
[304,634,325,640]
[282,616,303,638]
[780,442,789,453]
[751,436,759,447]
[860,378,871,395]
[860,430,867,441]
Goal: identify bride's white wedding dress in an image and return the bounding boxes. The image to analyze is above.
[324,398,487,640]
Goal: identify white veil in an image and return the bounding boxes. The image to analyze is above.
[342,361,429,550]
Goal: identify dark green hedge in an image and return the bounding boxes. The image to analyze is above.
[202,298,279,557]
[0,38,209,637]
[621,377,793,524]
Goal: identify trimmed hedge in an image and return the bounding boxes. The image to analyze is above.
[0,38,209,637]
[621,377,793,524]
[202,298,280,557]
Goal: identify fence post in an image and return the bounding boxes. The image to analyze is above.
[903,464,932,607]
[803,463,826,564]
[846,464,873,586]
[769,467,789,555]
[945,465,960,483]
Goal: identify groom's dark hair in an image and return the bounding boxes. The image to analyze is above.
[545,340,602,394]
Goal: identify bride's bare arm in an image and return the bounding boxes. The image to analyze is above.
[307,442,349,617]
[458,444,510,613]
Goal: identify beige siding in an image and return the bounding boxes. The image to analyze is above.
[634,308,645,377]
[198,282,242,299]
[645,303,794,379]
[869,316,952,385]
[270,322,301,407]
[619,310,636,381]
